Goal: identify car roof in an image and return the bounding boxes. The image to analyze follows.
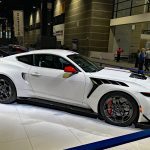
[16,49,78,57]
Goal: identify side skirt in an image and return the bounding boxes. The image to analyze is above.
[17,98,98,118]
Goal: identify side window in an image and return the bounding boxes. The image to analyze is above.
[34,54,53,68]
[34,54,73,70]
[17,55,33,65]
[59,57,72,69]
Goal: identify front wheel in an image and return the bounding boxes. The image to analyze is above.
[99,92,138,127]
[0,75,17,104]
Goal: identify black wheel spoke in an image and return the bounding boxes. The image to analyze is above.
[0,79,12,101]
[103,95,134,124]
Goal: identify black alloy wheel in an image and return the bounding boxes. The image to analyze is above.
[99,91,138,127]
[0,75,17,104]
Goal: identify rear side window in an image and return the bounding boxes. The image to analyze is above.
[34,54,74,70]
[17,55,33,65]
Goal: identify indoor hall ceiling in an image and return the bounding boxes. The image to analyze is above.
[0,0,41,17]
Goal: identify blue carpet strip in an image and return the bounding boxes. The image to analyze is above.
[66,129,150,150]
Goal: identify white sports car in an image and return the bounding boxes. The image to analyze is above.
[0,49,150,126]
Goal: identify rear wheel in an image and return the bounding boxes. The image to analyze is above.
[0,75,17,104]
[99,92,138,127]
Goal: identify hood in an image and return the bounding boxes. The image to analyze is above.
[90,67,133,81]
[89,67,150,90]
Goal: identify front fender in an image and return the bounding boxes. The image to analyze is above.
[86,84,140,113]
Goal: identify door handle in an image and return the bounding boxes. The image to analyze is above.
[31,72,41,77]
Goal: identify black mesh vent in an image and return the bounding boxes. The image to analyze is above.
[91,78,129,87]
[101,79,111,84]
[130,73,147,80]
[109,80,120,85]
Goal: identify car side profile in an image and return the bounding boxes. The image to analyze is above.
[0,49,150,127]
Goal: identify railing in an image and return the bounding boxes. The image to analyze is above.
[66,129,150,150]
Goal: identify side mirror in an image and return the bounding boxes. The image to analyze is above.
[64,66,78,74]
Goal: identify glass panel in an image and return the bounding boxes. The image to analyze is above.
[117,9,131,17]
[34,54,54,68]
[114,0,148,18]
[68,54,102,72]
[118,1,131,10]
[132,0,146,7]
[132,5,145,15]
[34,54,73,70]
[112,22,150,62]
[17,55,33,65]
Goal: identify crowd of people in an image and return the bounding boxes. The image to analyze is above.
[135,48,150,74]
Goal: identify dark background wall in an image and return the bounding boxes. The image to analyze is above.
[64,0,113,55]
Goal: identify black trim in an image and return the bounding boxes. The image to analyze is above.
[135,115,150,129]
[87,79,100,98]
[143,114,150,122]
[130,73,147,80]
[87,78,129,99]
[17,98,98,118]
[17,98,150,129]
[141,92,150,97]
[21,72,26,80]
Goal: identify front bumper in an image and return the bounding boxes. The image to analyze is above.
[134,92,150,124]
[135,121,150,129]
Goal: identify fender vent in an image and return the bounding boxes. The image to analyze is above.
[87,78,129,98]
[22,72,27,80]
[91,78,129,87]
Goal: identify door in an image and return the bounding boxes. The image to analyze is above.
[28,54,86,105]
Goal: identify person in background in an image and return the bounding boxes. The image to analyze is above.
[135,49,140,68]
[116,47,123,62]
[144,48,150,71]
[138,48,145,74]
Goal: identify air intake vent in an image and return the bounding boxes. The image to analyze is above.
[91,78,129,87]
[87,78,129,98]
[130,73,147,80]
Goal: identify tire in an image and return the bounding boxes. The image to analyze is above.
[0,75,17,104]
[99,91,139,127]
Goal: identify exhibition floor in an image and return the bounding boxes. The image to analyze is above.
[0,103,149,150]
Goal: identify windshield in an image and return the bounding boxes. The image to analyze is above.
[68,54,103,72]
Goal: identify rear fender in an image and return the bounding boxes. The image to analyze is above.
[0,65,33,97]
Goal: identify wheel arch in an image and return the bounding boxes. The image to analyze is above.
[0,74,17,97]
[97,90,140,123]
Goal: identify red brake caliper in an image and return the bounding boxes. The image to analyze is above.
[107,99,113,116]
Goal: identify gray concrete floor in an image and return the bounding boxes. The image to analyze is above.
[0,103,149,150]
